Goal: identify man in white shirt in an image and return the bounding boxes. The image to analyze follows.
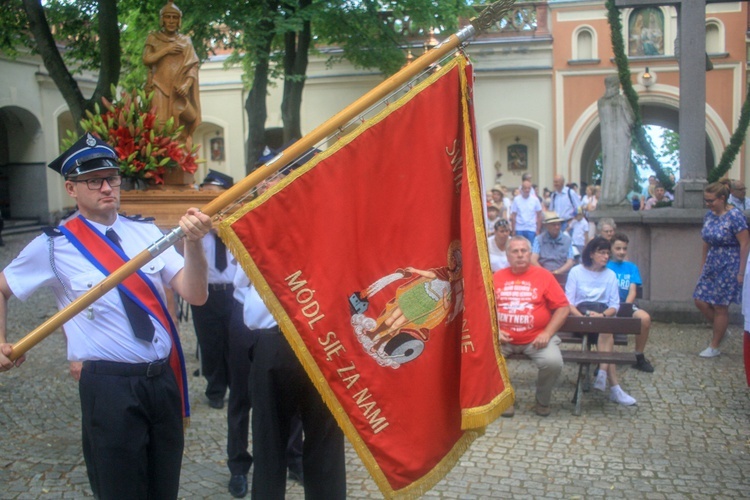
[0,133,211,499]
[510,180,543,245]
[192,170,237,410]
[550,175,581,230]
[729,180,750,210]
[246,278,346,499]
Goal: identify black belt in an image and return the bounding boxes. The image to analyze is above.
[82,358,169,378]
[209,283,234,292]
[254,326,280,335]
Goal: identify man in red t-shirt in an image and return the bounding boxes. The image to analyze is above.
[494,236,570,417]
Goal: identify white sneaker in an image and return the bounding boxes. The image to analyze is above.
[699,346,721,358]
[593,369,607,391]
[610,385,636,406]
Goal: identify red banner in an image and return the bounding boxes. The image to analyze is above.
[221,55,513,497]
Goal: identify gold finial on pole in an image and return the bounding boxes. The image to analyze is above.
[470,0,516,35]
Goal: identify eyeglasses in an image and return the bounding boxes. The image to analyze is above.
[70,175,122,190]
[594,250,611,255]
[703,198,717,204]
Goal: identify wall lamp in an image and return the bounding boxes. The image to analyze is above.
[641,67,655,89]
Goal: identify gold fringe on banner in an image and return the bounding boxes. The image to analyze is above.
[219,54,510,499]
[456,58,515,430]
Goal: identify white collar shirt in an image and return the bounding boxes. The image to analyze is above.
[551,187,581,220]
[242,282,278,330]
[3,215,184,362]
[203,231,237,284]
[729,194,750,211]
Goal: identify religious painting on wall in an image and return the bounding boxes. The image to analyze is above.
[628,8,664,57]
[210,136,225,162]
[507,143,527,171]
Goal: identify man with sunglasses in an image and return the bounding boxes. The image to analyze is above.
[0,133,212,499]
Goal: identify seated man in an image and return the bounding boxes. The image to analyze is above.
[494,236,570,417]
[644,183,670,210]
[532,211,575,278]
[606,233,654,373]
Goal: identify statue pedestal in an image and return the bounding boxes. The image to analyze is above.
[120,189,218,230]
[162,168,195,187]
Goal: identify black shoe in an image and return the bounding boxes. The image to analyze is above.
[208,397,225,409]
[288,468,304,486]
[228,474,248,498]
[633,354,654,373]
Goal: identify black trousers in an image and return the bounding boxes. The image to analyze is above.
[226,304,305,478]
[250,331,346,500]
[79,361,184,499]
[191,286,233,400]
[227,300,253,476]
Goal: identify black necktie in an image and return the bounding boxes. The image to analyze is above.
[214,233,227,272]
[105,228,155,342]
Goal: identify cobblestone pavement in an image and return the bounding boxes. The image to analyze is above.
[1,231,749,499]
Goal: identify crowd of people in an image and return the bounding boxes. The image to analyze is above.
[1,132,749,498]
[488,175,750,417]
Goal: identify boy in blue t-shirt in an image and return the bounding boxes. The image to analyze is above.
[606,233,655,372]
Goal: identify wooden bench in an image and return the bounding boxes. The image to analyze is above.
[505,316,641,416]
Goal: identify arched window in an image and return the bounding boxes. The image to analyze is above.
[572,26,597,62]
[705,20,724,54]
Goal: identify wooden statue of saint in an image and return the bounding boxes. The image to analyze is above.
[143,1,201,150]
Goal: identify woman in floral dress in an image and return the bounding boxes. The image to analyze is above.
[694,180,750,358]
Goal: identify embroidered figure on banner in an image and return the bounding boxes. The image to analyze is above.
[349,241,464,368]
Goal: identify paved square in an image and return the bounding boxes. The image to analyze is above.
[1,232,748,498]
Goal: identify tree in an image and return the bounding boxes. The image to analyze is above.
[1,0,218,134]
[0,0,121,131]
[280,0,312,145]
[2,0,473,170]
[250,0,472,168]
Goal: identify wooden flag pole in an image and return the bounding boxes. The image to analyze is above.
[8,0,515,361]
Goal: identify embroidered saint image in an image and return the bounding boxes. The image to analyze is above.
[350,241,463,368]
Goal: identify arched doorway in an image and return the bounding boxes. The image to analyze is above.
[0,106,47,222]
[578,102,716,186]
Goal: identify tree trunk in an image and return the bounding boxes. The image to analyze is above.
[245,21,276,173]
[22,0,119,131]
[281,0,311,145]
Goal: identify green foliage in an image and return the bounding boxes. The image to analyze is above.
[315,0,470,75]
[708,81,750,183]
[117,2,158,89]
[0,0,27,57]
[592,153,603,184]
[655,127,679,172]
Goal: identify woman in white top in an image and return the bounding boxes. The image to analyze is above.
[565,236,636,406]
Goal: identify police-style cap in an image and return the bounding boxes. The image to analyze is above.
[200,169,234,189]
[48,133,119,178]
